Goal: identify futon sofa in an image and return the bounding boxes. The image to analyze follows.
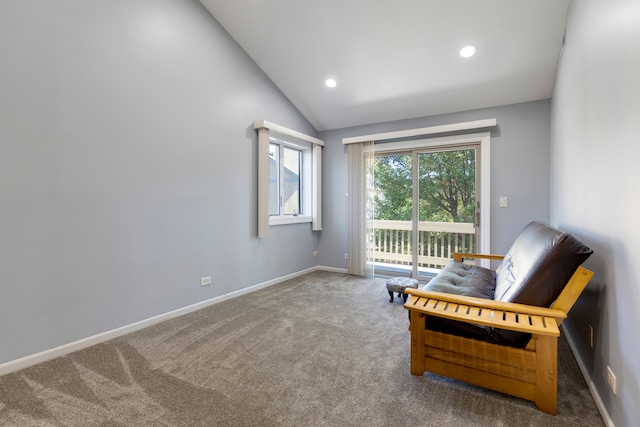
[417,221,593,347]
[405,221,594,414]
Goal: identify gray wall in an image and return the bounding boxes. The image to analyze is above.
[317,100,552,270]
[552,0,640,425]
[0,0,319,364]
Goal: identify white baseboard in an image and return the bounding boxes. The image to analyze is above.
[0,265,346,377]
[561,324,614,427]
[316,265,348,274]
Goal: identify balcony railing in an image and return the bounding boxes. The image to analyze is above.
[371,220,476,270]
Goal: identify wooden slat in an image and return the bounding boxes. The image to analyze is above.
[406,296,560,336]
[545,317,558,328]
[406,289,567,321]
[425,357,536,402]
[425,330,536,370]
[468,306,481,317]
[457,304,470,315]
[427,298,439,310]
[478,307,493,321]
[502,311,518,328]
[453,252,505,262]
[426,346,536,384]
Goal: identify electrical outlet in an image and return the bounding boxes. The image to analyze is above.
[344,253,349,259]
[607,365,617,395]
[200,276,212,286]
[588,324,594,348]
[313,251,319,257]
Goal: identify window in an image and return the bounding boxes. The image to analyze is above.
[254,121,323,237]
[269,139,303,217]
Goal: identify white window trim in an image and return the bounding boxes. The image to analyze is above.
[341,118,496,145]
[254,121,323,237]
[269,215,313,226]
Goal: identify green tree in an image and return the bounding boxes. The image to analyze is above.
[418,150,475,222]
[372,149,475,223]
[372,154,412,221]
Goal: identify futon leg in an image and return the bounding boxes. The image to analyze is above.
[409,312,426,375]
[535,334,558,415]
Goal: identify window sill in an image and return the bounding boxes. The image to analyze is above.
[269,215,312,226]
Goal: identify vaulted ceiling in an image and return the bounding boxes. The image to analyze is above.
[199,0,570,131]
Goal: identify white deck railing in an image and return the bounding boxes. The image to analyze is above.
[372,220,476,269]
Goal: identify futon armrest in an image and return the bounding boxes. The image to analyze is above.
[404,289,566,337]
[452,252,505,262]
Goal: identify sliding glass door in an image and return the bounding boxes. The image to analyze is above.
[369,145,480,278]
[371,154,414,276]
[415,147,478,278]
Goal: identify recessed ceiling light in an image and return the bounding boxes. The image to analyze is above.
[459,45,477,58]
[325,78,337,88]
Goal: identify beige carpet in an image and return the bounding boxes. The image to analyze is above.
[0,271,604,426]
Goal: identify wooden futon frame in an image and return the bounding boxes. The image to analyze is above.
[405,252,594,415]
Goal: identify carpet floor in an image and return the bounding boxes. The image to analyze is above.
[0,271,604,426]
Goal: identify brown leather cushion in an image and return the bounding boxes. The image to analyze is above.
[494,221,593,306]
